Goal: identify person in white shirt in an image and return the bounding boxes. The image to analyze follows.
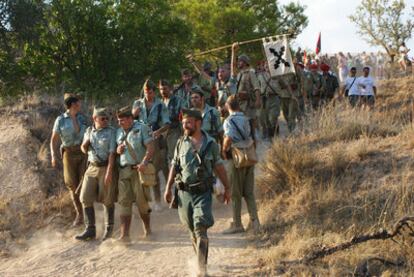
[357,67,377,108]
[341,67,359,107]
[399,42,410,72]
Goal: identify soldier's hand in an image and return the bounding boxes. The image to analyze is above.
[136,162,147,173]
[117,144,126,154]
[164,189,172,204]
[223,188,231,205]
[153,130,161,140]
[232,42,239,51]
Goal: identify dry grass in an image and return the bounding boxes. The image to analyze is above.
[257,77,414,275]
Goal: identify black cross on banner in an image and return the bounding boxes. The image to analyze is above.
[269,46,291,70]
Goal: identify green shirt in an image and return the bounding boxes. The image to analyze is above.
[132,97,170,131]
[236,68,260,99]
[216,77,237,107]
[257,71,281,96]
[83,126,116,163]
[172,131,223,185]
[201,104,223,138]
[52,112,88,147]
[175,83,201,108]
[116,121,153,167]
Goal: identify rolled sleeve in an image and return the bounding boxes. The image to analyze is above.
[52,117,61,134]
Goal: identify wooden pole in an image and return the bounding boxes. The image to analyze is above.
[186,33,293,58]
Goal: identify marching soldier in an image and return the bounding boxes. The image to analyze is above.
[116,107,155,241]
[132,80,170,211]
[276,74,297,132]
[307,63,323,110]
[75,108,117,241]
[215,65,237,121]
[190,88,223,143]
[320,63,339,105]
[175,68,203,108]
[231,43,261,136]
[50,93,88,226]
[159,79,186,165]
[222,96,260,234]
[257,63,281,138]
[164,109,231,277]
[189,59,217,107]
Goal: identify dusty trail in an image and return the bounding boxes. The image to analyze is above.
[0,201,258,277]
[0,139,274,277]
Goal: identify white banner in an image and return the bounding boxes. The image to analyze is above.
[263,36,295,77]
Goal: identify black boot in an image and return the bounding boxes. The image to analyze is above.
[75,207,96,241]
[197,237,209,277]
[102,206,114,241]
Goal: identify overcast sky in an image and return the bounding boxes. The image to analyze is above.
[279,0,414,53]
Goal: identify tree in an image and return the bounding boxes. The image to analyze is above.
[349,0,414,59]
[170,0,307,61]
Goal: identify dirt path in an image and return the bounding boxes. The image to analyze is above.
[0,199,259,277]
[0,138,274,277]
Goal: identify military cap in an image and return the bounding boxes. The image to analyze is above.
[143,79,156,91]
[93,107,109,117]
[238,54,250,65]
[182,108,202,120]
[116,106,133,118]
[190,85,204,97]
[320,63,330,72]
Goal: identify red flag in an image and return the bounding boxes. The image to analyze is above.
[315,32,321,55]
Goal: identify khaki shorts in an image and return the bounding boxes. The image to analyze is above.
[118,166,152,216]
[80,164,117,207]
[62,147,87,192]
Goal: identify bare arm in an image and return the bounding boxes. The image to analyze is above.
[231,43,239,78]
[373,86,377,96]
[164,166,177,204]
[190,59,212,81]
[50,132,60,167]
[104,152,116,186]
[81,139,90,154]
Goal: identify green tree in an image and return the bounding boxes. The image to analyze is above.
[171,0,307,61]
[349,0,414,59]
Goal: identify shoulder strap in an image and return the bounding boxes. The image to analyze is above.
[236,72,243,93]
[348,77,357,89]
[229,118,246,141]
[209,109,216,133]
[264,75,278,95]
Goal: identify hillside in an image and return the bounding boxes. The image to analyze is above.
[257,76,414,275]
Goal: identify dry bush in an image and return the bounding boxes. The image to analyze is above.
[257,78,414,275]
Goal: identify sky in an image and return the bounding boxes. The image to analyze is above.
[279,0,414,54]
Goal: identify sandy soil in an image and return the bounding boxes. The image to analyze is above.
[0,200,260,277]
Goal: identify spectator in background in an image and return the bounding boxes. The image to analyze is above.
[399,42,410,72]
[337,52,348,85]
[357,66,377,109]
[295,47,303,63]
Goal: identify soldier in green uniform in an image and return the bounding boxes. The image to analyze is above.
[189,59,217,107]
[75,108,117,241]
[164,109,231,277]
[276,74,297,132]
[257,63,281,138]
[221,96,260,234]
[215,65,237,121]
[116,107,155,241]
[50,93,88,226]
[294,62,308,120]
[159,79,186,165]
[320,63,339,105]
[132,80,170,211]
[307,64,323,110]
[190,89,223,143]
[231,43,261,136]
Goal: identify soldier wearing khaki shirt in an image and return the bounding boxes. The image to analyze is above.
[116,107,155,242]
[50,93,88,227]
[75,107,117,241]
[132,80,170,210]
[231,43,261,136]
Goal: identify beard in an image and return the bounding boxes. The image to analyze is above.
[184,127,195,136]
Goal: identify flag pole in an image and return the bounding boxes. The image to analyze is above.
[186,33,294,58]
